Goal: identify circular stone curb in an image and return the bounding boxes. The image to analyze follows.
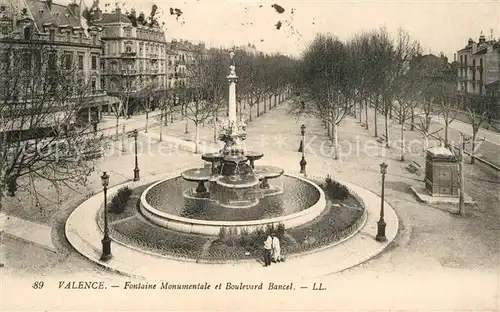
[65,167,399,280]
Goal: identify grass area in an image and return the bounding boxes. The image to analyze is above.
[112,218,209,259]
[103,179,365,262]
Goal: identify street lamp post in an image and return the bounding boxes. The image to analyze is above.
[100,171,112,261]
[130,129,140,181]
[376,162,388,242]
[299,124,307,175]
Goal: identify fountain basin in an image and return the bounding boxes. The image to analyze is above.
[181,168,212,182]
[140,173,326,236]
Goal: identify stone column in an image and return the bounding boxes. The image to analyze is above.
[227,66,238,131]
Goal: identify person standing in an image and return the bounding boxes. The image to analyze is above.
[272,233,281,262]
[263,234,273,267]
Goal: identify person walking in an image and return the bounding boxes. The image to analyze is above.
[263,234,273,267]
[271,233,281,262]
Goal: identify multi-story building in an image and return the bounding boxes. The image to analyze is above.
[97,7,167,115]
[0,0,107,127]
[457,33,500,97]
[235,43,258,56]
[168,39,205,89]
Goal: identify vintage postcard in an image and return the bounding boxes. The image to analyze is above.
[1,0,499,311]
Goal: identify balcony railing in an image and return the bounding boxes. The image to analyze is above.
[121,52,137,58]
[121,69,137,75]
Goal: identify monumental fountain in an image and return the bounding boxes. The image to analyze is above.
[139,53,327,235]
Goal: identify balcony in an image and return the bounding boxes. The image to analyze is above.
[121,51,137,58]
[121,69,137,75]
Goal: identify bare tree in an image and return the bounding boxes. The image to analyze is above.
[156,88,178,142]
[437,80,460,147]
[298,34,355,159]
[0,41,105,210]
[182,51,226,153]
[464,96,491,164]
[107,57,138,138]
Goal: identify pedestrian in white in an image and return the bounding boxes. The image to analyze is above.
[271,233,281,262]
[263,234,273,267]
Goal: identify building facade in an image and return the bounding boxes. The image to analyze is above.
[168,39,205,89]
[97,8,167,115]
[0,0,107,126]
[457,33,500,97]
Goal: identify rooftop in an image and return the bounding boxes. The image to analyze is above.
[24,0,82,31]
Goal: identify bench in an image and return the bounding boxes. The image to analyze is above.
[406,161,422,175]
[376,134,388,144]
[82,150,103,161]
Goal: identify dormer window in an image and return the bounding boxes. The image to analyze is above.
[24,26,31,39]
[124,27,131,37]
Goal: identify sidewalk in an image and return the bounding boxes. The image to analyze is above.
[0,212,56,252]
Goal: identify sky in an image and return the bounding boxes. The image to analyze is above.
[93,0,499,59]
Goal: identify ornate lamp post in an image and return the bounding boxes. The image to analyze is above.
[376,162,388,242]
[299,124,307,174]
[129,129,140,181]
[100,171,112,261]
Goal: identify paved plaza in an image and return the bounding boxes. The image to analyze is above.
[2,100,499,311]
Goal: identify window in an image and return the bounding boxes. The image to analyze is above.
[78,32,83,43]
[92,34,97,44]
[48,52,57,71]
[124,28,131,37]
[125,44,132,53]
[91,54,97,70]
[34,51,41,71]
[49,29,55,41]
[465,55,468,65]
[22,53,31,70]
[101,78,105,90]
[91,78,96,92]
[460,55,463,64]
[64,52,72,70]
[78,54,84,70]
[66,31,71,42]
[24,26,31,40]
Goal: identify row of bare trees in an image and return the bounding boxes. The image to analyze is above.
[294,27,496,163]
[150,49,296,153]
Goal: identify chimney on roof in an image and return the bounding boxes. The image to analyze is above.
[454,53,456,62]
[468,38,473,46]
[94,7,102,21]
[68,2,80,18]
[479,31,486,44]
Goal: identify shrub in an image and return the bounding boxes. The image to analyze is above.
[324,175,349,200]
[109,186,132,214]
[218,227,227,242]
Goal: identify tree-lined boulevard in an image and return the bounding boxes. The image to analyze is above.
[1,11,499,310]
